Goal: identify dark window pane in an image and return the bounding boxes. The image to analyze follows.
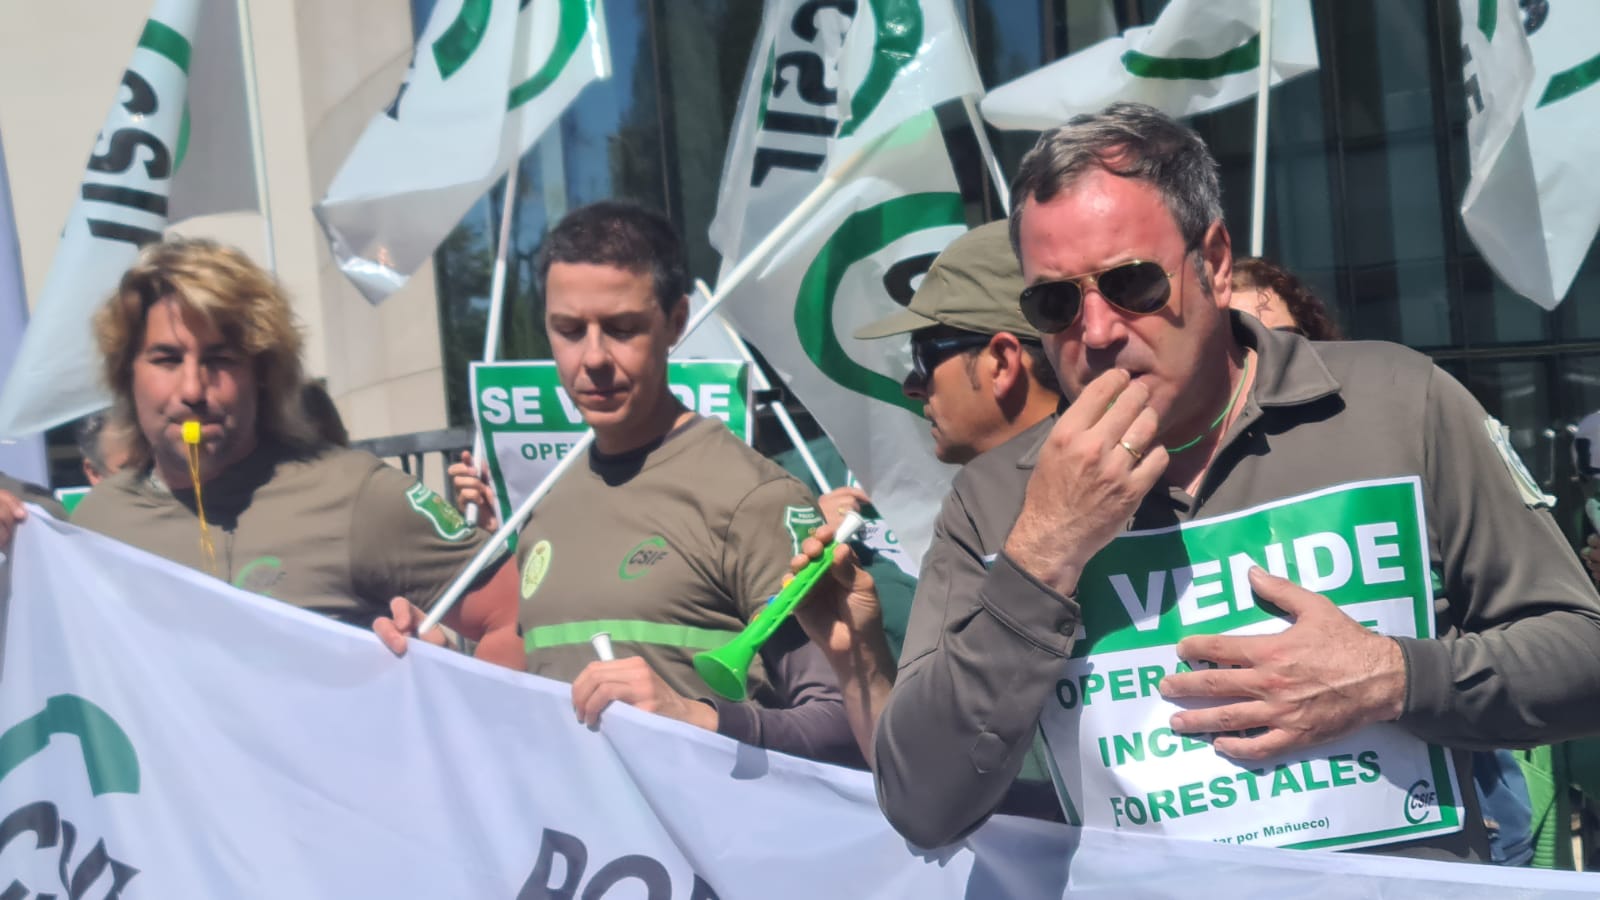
[1463,360,1553,486]
[1553,244,1600,340]
[1459,257,1550,345]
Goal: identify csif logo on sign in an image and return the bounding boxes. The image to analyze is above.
[746,0,923,187]
[0,695,142,898]
[81,18,194,249]
[1403,779,1438,825]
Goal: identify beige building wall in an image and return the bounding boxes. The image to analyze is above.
[0,0,453,446]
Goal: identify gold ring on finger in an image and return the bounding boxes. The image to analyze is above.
[1119,440,1143,462]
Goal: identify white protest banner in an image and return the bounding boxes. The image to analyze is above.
[0,0,257,439]
[1040,478,1464,852]
[316,0,610,303]
[981,0,1319,131]
[470,359,750,516]
[3,513,1598,896]
[1459,0,1600,309]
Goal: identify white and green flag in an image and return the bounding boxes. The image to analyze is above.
[0,0,257,439]
[709,0,982,565]
[316,0,610,304]
[708,0,981,272]
[714,113,964,565]
[1459,0,1600,309]
[980,0,1318,131]
[470,359,751,516]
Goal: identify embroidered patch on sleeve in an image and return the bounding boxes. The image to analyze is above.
[405,483,475,541]
[521,539,552,599]
[1484,416,1555,508]
[784,505,825,555]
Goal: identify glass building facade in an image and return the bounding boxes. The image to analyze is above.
[425,0,1600,531]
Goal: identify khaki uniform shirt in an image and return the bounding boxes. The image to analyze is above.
[1,472,67,520]
[876,313,1600,857]
[517,416,857,764]
[73,442,491,626]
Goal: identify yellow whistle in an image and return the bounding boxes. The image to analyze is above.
[182,420,202,445]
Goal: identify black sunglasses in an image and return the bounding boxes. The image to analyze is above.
[1018,260,1178,334]
[909,333,992,382]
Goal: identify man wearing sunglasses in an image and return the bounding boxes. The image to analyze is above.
[796,102,1600,859]
[807,220,1067,820]
[853,220,1061,466]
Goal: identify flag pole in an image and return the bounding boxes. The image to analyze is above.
[234,0,276,272]
[961,95,1011,213]
[463,164,521,525]
[1248,0,1275,257]
[420,148,873,635]
[694,279,831,493]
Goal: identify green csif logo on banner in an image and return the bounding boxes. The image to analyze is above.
[0,694,142,895]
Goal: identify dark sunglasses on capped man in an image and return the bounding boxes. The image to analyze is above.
[1018,259,1179,334]
[909,331,1040,382]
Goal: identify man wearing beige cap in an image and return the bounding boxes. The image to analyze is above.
[853,220,1060,465]
[793,220,1066,820]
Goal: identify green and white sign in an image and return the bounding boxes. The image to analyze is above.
[55,486,92,515]
[1040,477,1463,852]
[470,360,751,518]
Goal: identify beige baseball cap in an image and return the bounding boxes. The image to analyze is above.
[853,221,1040,341]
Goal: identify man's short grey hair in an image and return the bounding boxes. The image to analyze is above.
[1008,102,1223,258]
[76,411,110,477]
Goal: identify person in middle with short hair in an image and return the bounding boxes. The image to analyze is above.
[386,201,859,766]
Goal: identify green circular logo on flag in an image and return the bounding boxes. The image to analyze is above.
[509,0,594,109]
[793,191,967,412]
[837,0,925,138]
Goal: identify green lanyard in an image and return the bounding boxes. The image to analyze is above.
[1166,353,1253,454]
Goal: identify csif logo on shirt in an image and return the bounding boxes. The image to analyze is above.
[618,536,670,581]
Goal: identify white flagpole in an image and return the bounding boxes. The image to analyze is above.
[961,95,1011,213]
[1248,0,1275,257]
[463,164,521,525]
[234,0,276,272]
[420,147,875,634]
[693,278,831,493]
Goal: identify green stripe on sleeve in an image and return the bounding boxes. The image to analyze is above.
[524,619,741,654]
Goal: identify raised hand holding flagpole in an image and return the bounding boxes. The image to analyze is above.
[463,165,521,526]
